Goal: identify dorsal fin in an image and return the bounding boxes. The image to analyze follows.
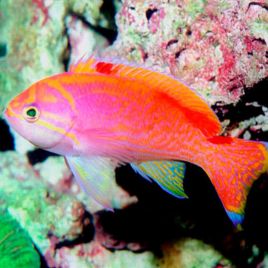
[70,57,222,137]
[69,56,97,73]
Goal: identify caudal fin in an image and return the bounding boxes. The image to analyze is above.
[203,137,268,226]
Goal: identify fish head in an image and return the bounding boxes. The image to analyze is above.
[4,75,78,153]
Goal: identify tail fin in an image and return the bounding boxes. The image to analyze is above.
[203,137,268,226]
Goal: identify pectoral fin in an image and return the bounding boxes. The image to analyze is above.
[66,156,120,209]
[131,161,188,199]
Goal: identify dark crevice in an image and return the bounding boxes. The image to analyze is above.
[212,78,268,126]
[62,22,72,71]
[253,38,266,46]
[0,42,7,57]
[242,77,268,106]
[213,101,264,124]
[27,149,58,165]
[55,211,94,249]
[244,173,268,252]
[100,0,117,32]
[146,8,158,21]
[175,48,185,59]
[165,39,178,49]
[0,119,14,151]
[68,10,117,45]
[35,245,49,268]
[185,28,192,36]
[247,2,268,11]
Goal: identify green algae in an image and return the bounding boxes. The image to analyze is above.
[218,0,232,11]
[184,0,207,19]
[250,18,268,45]
[161,5,187,40]
[0,209,40,268]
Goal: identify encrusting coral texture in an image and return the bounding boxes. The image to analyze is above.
[0,0,267,267]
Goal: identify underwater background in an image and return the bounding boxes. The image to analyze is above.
[0,0,268,267]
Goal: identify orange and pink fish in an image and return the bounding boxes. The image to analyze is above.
[4,57,268,226]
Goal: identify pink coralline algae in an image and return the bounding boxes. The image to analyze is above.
[108,0,268,104]
[31,0,50,26]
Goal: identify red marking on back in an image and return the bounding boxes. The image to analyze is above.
[156,92,220,137]
[95,62,114,74]
[182,109,218,137]
[208,136,234,144]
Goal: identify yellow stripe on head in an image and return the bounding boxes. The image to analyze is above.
[41,92,58,103]
[10,85,37,110]
[36,119,80,146]
[42,111,72,123]
[46,79,76,111]
[5,105,20,118]
[24,85,37,104]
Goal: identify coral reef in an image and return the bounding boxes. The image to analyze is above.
[107,0,267,104]
[0,0,268,267]
[0,152,93,253]
[0,209,40,268]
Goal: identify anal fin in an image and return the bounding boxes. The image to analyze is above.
[131,161,188,199]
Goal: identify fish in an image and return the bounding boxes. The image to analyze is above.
[4,56,268,226]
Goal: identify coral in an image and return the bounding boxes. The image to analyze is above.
[0,209,40,268]
[0,151,92,254]
[53,241,158,268]
[66,14,108,66]
[106,0,267,104]
[160,239,231,268]
[35,155,136,210]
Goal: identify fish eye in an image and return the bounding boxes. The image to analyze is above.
[23,106,40,122]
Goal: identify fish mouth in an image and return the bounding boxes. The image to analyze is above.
[4,105,17,119]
